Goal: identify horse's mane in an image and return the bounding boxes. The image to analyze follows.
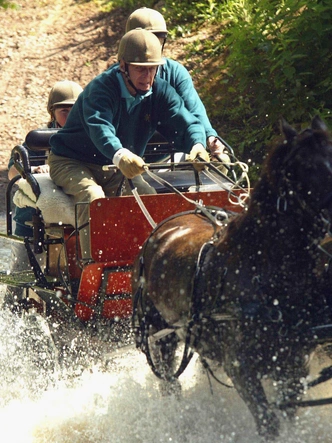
[222,116,332,244]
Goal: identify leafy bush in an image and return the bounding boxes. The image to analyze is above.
[175,0,332,174]
[161,1,225,36]
[221,0,332,122]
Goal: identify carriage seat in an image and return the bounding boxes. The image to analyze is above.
[13,173,76,226]
[10,128,75,226]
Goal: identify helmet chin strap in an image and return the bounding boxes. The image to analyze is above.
[121,64,153,96]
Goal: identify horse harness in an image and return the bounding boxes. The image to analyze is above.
[132,203,316,382]
[132,205,234,383]
[132,173,332,394]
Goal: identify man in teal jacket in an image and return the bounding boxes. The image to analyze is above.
[49,29,209,258]
[125,7,230,165]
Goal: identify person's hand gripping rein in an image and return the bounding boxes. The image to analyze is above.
[113,148,146,178]
[187,143,210,171]
[207,136,231,174]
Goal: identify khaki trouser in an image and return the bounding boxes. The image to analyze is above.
[48,152,156,259]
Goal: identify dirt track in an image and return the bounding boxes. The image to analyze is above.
[0,0,128,210]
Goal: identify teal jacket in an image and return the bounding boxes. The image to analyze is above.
[50,67,206,165]
[158,58,217,139]
[108,59,217,139]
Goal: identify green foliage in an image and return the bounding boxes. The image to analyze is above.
[219,0,332,166]
[162,0,225,37]
[172,0,332,173]
[221,0,332,121]
[0,0,17,8]
[95,0,155,12]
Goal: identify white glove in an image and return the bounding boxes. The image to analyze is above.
[188,144,210,171]
[113,148,145,179]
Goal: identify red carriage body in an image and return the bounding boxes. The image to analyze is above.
[3,128,245,328]
[74,191,243,321]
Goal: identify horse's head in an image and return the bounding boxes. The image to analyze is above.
[265,116,332,226]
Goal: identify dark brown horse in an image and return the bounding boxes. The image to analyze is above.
[132,116,332,440]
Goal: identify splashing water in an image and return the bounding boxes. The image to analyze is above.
[0,298,332,443]
[0,221,332,442]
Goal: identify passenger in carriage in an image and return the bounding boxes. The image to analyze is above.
[124,7,230,167]
[4,80,83,310]
[8,80,83,182]
[48,29,211,259]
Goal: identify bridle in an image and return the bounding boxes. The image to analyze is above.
[276,173,332,235]
[275,131,332,236]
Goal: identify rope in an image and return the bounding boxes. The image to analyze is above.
[318,243,332,261]
[132,168,228,227]
[130,185,157,229]
[201,160,250,208]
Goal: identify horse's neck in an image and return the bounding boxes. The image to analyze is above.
[225,179,324,263]
[214,197,322,308]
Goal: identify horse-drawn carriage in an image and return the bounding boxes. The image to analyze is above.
[1,128,246,356]
[2,117,332,441]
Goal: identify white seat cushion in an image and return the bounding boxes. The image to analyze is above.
[13,173,76,226]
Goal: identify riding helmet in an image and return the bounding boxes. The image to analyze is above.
[47,80,83,114]
[125,7,168,39]
[118,29,166,66]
